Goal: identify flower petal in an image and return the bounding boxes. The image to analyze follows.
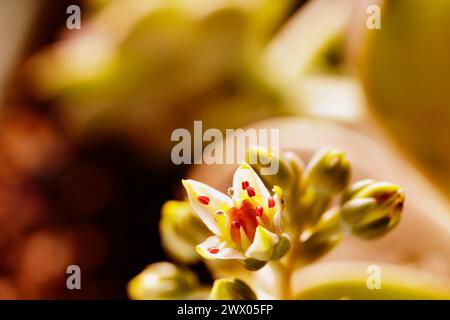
[232,163,270,204]
[183,179,233,236]
[271,186,284,233]
[245,226,279,261]
[196,236,245,260]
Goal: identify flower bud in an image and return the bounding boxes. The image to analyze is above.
[340,179,375,204]
[297,149,350,225]
[246,146,302,191]
[301,148,351,195]
[159,200,210,264]
[284,151,304,183]
[128,262,201,300]
[341,180,405,239]
[210,278,257,300]
[296,207,342,264]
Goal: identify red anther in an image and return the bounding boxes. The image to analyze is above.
[231,221,241,229]
[268,197,275,208]
[255,206,264,217]
[208,247,219,254]
[242,181,250,190]
[197,196,210,205]
[246,187,256,197]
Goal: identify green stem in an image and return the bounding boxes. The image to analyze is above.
[275,184,302,299]
[269,231,300,299]
[282,228,301,299]
[269,260,291,299]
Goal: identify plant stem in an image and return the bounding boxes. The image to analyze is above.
[279,263,292,299]
[278,178,305,300]
[271,228,301,299]
[283,230,300,299]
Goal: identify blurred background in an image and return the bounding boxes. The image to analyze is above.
[1,0,450,299]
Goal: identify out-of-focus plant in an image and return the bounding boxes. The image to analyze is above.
[128,147,446,300]
[264,0,360,122]
[27,0,302,163]
[128,262,209,300]
[351,0,450,199]
[159,200,210,264]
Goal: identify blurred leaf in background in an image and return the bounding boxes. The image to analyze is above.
[352,0,450,199]
[28,0,304,164]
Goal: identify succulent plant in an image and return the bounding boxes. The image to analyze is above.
[130,147,411,299]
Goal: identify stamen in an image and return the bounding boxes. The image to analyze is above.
[208,247,219,254]
[227,187,234,197]
[256,206,264,217]
[231,221,241,229]
[242,181,250,190]
[197,196,210,205]
[246,187,256,197]
[268,197,275,208]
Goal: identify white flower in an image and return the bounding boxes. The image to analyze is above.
[182,163,286,262]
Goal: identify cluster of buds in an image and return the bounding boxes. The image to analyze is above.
[129,146,405,300]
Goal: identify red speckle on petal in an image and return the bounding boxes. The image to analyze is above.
[232,221,241,228]
[268,197,275,208]
[242,181,249,190]
[247,187,256,197]
[197,196,210,205]
[256,206,264,217]
[208,247,219,254]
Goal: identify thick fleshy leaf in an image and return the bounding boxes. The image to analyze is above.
[294,262,450,300]
[245,226,279,261]
[183,179,233,236]
[196,236,245,260]
[232,163,270,205]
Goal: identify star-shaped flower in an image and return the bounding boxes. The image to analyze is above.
[182,163,288,262]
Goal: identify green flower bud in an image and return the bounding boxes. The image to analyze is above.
[301,148,351,195]
[128,262,201,300]
[210,278,257,300]
[159,200,210,264]
[341,180,405,239]
[297,149,350,225]
[296,207,342,264]
[284,151,305,183]
[246,146,302,191]
[340,179,375,204]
